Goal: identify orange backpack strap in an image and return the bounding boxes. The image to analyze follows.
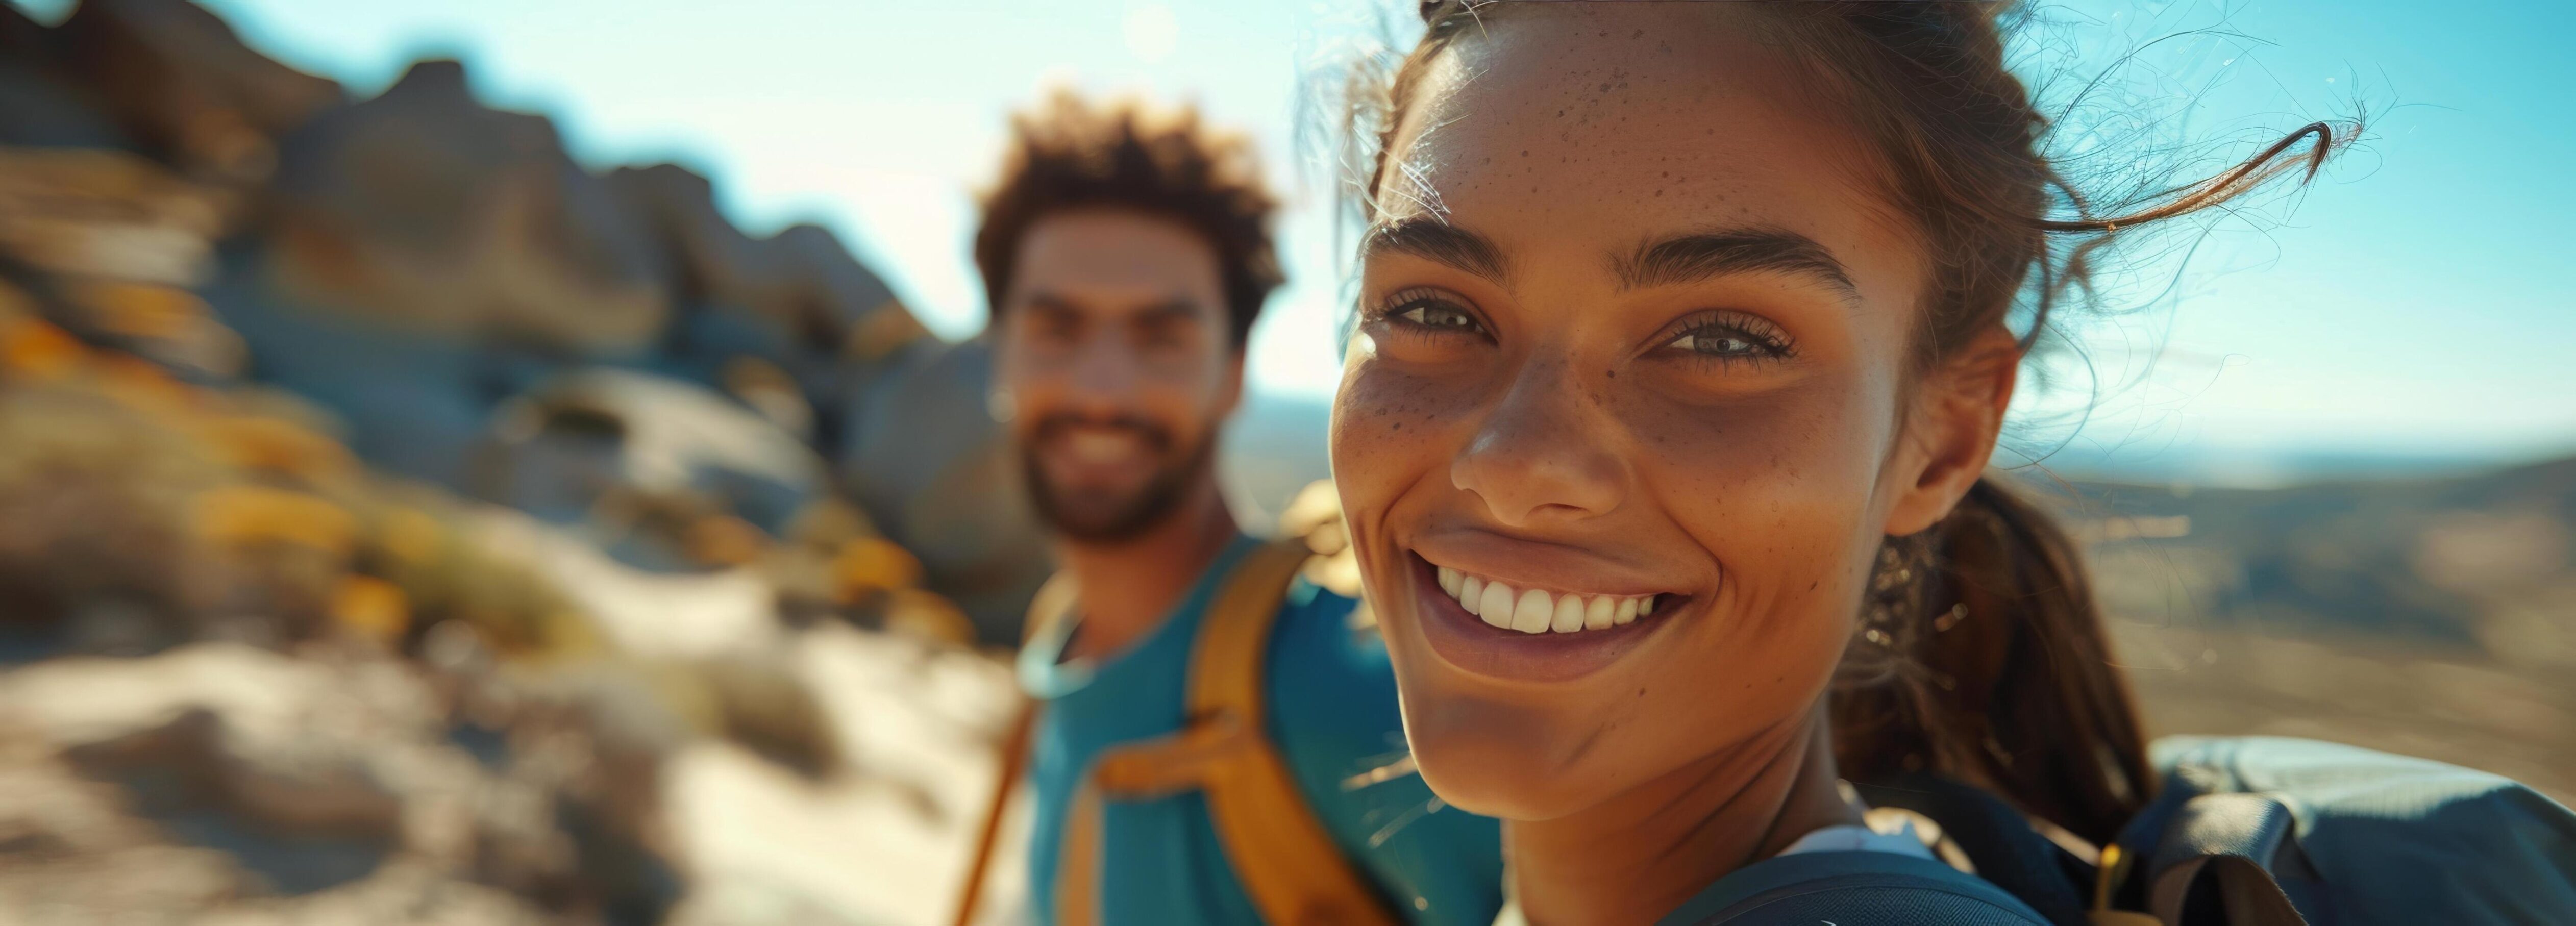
[949,572,1075,926]
[1089,538,1401,926]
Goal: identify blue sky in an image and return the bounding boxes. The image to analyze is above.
[16,0,2573,474]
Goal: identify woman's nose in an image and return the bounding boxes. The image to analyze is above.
[1449,360,1628,527]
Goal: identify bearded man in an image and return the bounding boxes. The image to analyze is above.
[971,92,1501,926]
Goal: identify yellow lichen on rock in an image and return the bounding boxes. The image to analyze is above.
[1,316,88,381]
[191,484,356,557]
[685,514,769,568]
[330,574,410,643]
[831,536,927,603]
[197,414,358,481]
[881,587,978,647]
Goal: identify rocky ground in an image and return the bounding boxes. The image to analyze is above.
[0,314,1028,924]
[0,590,1027,926]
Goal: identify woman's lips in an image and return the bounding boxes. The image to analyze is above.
[1400,551,1690,684]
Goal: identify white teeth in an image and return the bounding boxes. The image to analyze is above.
[1429,561,1667,635]
[1478,581,1516,629]
[1583,595,1616,630]
[1510,588,1554,634]
[1550,593,1586,633]
[1068,431,1133,463]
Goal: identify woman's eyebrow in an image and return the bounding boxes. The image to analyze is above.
[1360,217,1513,286]
[1611,227,1859,301]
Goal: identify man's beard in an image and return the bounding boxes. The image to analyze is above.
[1019,413,1217,544]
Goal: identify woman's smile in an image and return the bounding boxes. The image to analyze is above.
[1397,530,1708,684]
[1431,561,1659,634]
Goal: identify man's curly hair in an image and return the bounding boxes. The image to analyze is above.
[974,91,1283,349]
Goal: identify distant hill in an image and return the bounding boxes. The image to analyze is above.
[2059,455,2576,648]
[2068,455,2576,798]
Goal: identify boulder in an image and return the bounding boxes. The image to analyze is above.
[0,146,231,285]
[53,0,343,179]
[0,5,135,152]
[196,251,501,487]
[606,162,934,440]
[606,163,913,355]
[53,278,247,379]
[840,338,1053,643]
[469,368,830,571]
[261,59,670,356]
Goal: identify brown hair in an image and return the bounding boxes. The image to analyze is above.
[975,91,1285,349]
[1364,1,2353,845]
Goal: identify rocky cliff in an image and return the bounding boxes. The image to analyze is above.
[0,1,1045,922]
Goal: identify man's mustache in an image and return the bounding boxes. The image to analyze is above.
[1029,412,1175,454]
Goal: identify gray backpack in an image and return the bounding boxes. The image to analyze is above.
[1844,736,2576,925]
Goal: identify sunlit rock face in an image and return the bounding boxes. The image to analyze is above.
[5,0,1053,638]
[261,59,673,355]
[470,367,832,573]
[0,1,1052,920]
[49,0,344,179]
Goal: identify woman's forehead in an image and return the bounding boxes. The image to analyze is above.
[1377,6,1885,267]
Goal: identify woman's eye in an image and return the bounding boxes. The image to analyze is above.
[1398,303,1478,331]
[1669,331,1758,355]
[1376,287,1487,339]
[1658,315,1793,364]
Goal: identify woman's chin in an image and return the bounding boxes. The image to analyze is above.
[1386,636,1620,819]
[1405,717,1605,822]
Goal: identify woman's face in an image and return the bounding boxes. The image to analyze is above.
[1331,6,2003,821]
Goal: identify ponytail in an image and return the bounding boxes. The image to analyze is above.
[1832,476,2153,846]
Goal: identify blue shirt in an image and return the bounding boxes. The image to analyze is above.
[1020,534,1504,925]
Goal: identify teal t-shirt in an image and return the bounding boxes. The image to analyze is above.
[1019,534,1503,925]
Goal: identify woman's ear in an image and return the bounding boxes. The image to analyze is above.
[1883,328,2020,536]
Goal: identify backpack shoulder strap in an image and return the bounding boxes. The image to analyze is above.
[949,574,1067,926]
[2141,793,2312,926]
[1089,537,1399,926]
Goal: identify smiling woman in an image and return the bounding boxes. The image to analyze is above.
[1325,3,2355,925]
